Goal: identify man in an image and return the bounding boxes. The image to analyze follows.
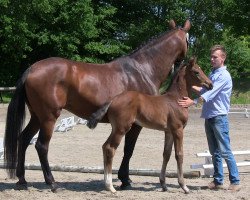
[178,45,240,191]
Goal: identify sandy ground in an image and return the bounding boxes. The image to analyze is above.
[0,104,249,200]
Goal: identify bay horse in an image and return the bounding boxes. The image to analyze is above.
[87,57,213,193]
[4,20,191,191]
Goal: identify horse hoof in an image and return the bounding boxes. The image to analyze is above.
[50,183,60,193]
[52,187,64,193]
[162,186,168,192]
[185,190,190,194]
[119,182,132,190]
[159,179,167,192]
[118,173,132,183]
[110,187,117,193]
[105,183,117,193]
[16,182,28,190]
[184,186,190,194]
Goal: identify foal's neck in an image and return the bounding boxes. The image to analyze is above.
[166,69,191,99]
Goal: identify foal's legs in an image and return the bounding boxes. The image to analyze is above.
[173,128,189,194]
[103,130,126,193]
[16,114,40,189]
[159,131,173,191]
[35,118,58,192]
[118,124,142,189]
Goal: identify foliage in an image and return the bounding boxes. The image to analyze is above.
[231,78,250,104]
[222,34,250,78]
[221,0,249,36]
[0,0,249,94]
[103,0,190,48]
[0,0,128,85]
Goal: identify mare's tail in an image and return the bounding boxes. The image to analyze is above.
[4,68,30,178]
[87,102,112,129]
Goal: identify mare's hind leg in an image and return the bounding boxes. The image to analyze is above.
[173,128,189,194]
[16,114,40,190]
[159,131,173,191]
[35,119,57,192]
[118,124,142,189]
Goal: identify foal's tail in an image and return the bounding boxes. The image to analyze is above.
[87,102,112,129]
[4,68,30,178]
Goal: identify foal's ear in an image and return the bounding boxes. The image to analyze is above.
[188,57,197,67]
[169,19,176,29]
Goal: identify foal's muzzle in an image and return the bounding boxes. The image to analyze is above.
[204,82,213,90]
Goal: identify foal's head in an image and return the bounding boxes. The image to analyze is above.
[185,57,213,93]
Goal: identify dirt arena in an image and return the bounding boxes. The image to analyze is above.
[0,104,249,200]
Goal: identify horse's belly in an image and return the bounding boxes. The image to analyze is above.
[135,119,168,131]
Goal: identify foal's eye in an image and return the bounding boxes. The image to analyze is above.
[194,71,200,76]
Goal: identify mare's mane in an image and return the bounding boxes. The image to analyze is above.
[128,28,179,56]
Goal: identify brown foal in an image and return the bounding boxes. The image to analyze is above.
[87,57,213,193]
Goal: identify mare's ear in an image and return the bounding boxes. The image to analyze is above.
[169,19,176,29]
[183,20,191,32]
[188,57,197,67]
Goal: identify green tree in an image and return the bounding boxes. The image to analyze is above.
[0,0,249,87]
[103,0,191,50]
[222,32,250,78]
[0,0,127,86]
[222,0,249,36]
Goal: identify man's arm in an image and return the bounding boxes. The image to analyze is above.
[178,96,204,108]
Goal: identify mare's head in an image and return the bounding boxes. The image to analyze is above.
[184,57,213,94]
[169,19,191,63]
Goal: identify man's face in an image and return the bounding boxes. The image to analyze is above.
[210,50,225,68]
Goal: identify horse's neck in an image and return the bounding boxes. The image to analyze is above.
[166,70,190,99]
[130,31,183,87]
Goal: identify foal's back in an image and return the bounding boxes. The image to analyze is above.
[107,91,188,131]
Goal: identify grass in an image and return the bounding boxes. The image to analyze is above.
[231,78,250,104]
[0,92,13,103]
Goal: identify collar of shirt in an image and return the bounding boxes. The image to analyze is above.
[211,66,227,74]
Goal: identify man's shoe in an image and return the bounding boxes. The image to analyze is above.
[228,184,241,192]
[207,181,225,190]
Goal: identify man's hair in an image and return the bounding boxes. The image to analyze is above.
[210,45,227,58]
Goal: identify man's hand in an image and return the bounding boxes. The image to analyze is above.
[192,86,202,95]
[178,97,195,108]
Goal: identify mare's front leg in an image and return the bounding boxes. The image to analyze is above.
[35,119,58,192]
[173,128,189,194]
[103,130,125,193]
[16,115,40,190]
[159,130,173,191]
[118,124,142,189]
